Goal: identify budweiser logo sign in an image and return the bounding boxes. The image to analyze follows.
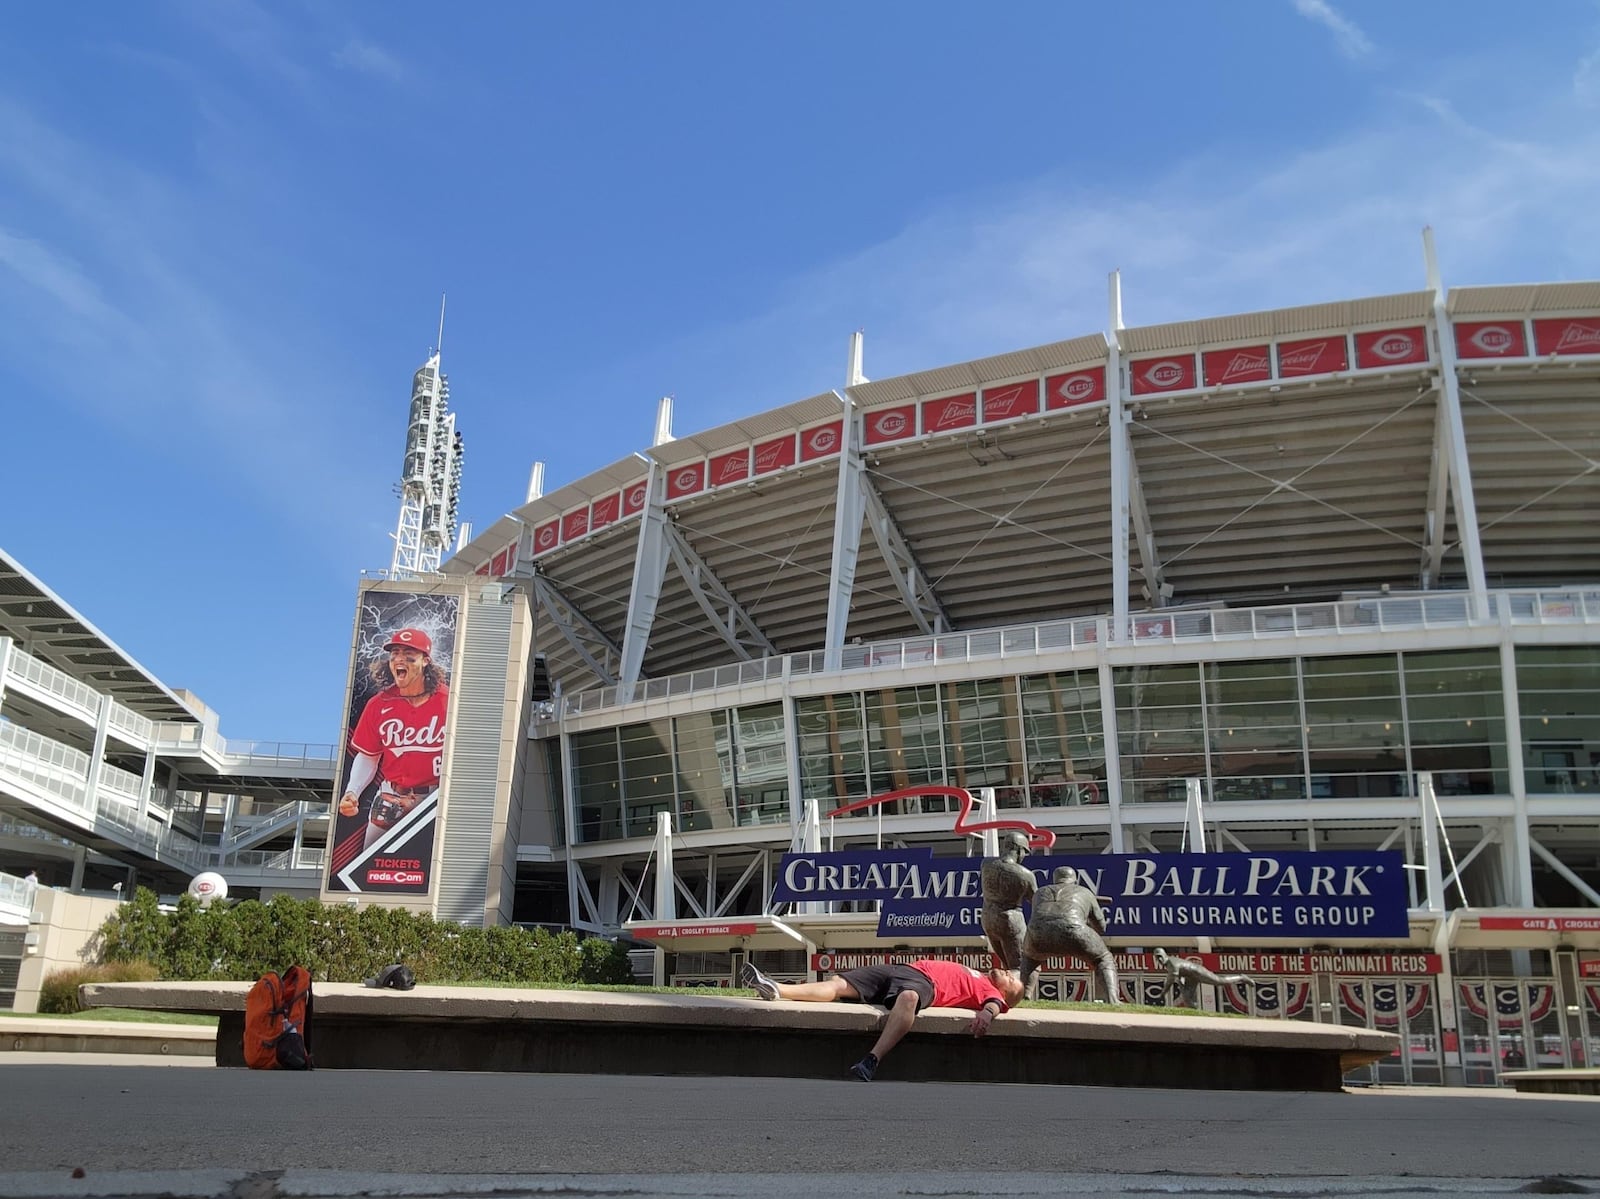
[873,411,910,438]
[928,398,975,429]
[984,385,1029,415]
[1555,322,1600,352]
[1279,341,1330,372]
[1218,351,1269,382]
[755,441,790,470]
[714,457,747,483]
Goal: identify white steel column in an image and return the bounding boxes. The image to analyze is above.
[824,390,863,670]
[1107,272,1131,640]
[618,458,671,699]
[0,636,12,706]
[136,750,156,822]
[83,693,113,815]
[1422,228,1490,619]
[1497,622,1535,906]
[1416,771,1446,913]
[1096,652,1127,852]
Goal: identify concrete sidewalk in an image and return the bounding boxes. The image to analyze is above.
[0,1016,215,1057]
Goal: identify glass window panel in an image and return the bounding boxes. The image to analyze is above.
[942,679,1024,793]
[733,702,789,826]
[620,719,675,837]
[1516,647,1600,795]
[796,693,868,807]
[1020,670,1107,806]
[572,729,621,843]
[674,710,732,832]
[865,685,945,792]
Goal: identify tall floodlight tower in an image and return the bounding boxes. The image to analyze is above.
[390,299,465,578]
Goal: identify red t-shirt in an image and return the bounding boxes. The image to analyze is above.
[349,686,448,792]
[912,959,1009,1011]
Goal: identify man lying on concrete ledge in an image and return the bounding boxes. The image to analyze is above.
[742,959,1025,1082]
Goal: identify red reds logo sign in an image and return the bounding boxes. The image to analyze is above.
[1277,337,1348,377]
[1045,368,1106,409]
[676,469,699,490]
[1131,356,1195,394]
[534,521,560,552]
[801,421,842,461]
[1455,321,1526,359]
[666,464,706,501]
[1355,327,1427,368]
[621,482,649,516]
[1533,318,1600,356]
[865,407,914,445]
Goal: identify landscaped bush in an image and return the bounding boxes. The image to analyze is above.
[91,888,629,988]
[38,960,161,1014]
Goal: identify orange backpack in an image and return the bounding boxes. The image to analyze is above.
[243,965,314,1070]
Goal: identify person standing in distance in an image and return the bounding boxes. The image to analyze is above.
[338,628,449,849]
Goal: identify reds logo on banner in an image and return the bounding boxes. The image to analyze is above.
[710,449,750,486]
[561,508,589,541]
[1354,327,1428,368]
[864,405,916,446]
[1455,320,1527,359]
[1038,976,1090,1003]
[801,420,842,461]
[1340,980,1431,1026]
[1203,345,1272,386]
[1532,317,1600,356]
[982,380,1040,422]
[1277,336,1349,377]
[1045,367,1106,409]
[621,480,649,516]
[1119,978,1168,1007]
[754,434,797,475]
[666,462,705,501]
[1458,982,1555,1028]
[1130,355,1196,394]
[533,520,560,554]
[590,493,620,531]
[1232,980,1311,1017]
[922,392,977,433]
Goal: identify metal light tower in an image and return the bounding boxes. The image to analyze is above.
[390,299,465,578]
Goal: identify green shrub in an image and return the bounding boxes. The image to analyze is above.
[39,960,161,1014]
[578,936,635,984]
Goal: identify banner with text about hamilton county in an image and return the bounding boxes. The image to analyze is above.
[771,849,1409,940]
[325,588,460,897]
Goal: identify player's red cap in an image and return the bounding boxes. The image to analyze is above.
[384,628,432,655]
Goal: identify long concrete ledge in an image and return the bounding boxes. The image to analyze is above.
[1501,1067,1600,1096]
[1,1016,215,1057]
[81,981,1397,1092]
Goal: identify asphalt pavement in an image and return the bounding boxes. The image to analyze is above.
[0,1055,1597,1198]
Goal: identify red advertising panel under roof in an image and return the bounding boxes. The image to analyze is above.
[1533,316,1600,356]
[1203,345,1272,387]
[621,478,649,516]
[709,448,751,487]
[1277,335,1349,377]
[475,561,490,576]
[1045,367,1106,409]
[800,420,843,462]
[1354,326,1428,368]
[666,461,706,501]
[753,433,797,475]
[981,380,1040,423]
[922,392,978,434]
[532,519,561,555]
[561,508,590,542]
[1130,354,1197,395]
[590,492,620,531]
[863,404,916,445]
[1479,915,1600,932]
[1455,320,1527,359]
[490,548,511,577]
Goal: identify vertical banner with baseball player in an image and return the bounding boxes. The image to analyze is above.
[325,588,460,897]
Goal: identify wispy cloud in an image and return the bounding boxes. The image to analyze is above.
[1292,0,1374,60]
[334,39,406,84]
[1577,44,1600,104]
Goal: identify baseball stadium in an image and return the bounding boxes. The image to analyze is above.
[3,246,1599,1089]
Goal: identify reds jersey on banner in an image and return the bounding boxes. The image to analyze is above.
[326,588,461,899]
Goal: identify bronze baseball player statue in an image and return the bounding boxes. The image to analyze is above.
[1153,947,1254,1009]
[1020,866,1120,1004]
[980,831,1037,971]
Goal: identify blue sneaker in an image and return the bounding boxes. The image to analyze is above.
[741,962,779,1001]
[849,1054,878,1082]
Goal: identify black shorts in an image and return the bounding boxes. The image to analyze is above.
[837,964,934,1011]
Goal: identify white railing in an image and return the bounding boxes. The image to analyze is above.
[0,870,34,916]
[561,589,1600,720]
[98,761,145,802]
[226,800,321,851]
[107,702,153,744]
[150,722,335,769]
[0,720,90,809]
[223,846,325,871]
[6,648,153,745]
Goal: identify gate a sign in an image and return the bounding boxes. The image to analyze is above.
[771,848,1409,939]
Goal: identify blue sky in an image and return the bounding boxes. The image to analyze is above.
[3,1,1599,746]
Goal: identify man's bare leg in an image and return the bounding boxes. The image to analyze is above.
[771,976,860,1002]
[866,988,921,1061]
